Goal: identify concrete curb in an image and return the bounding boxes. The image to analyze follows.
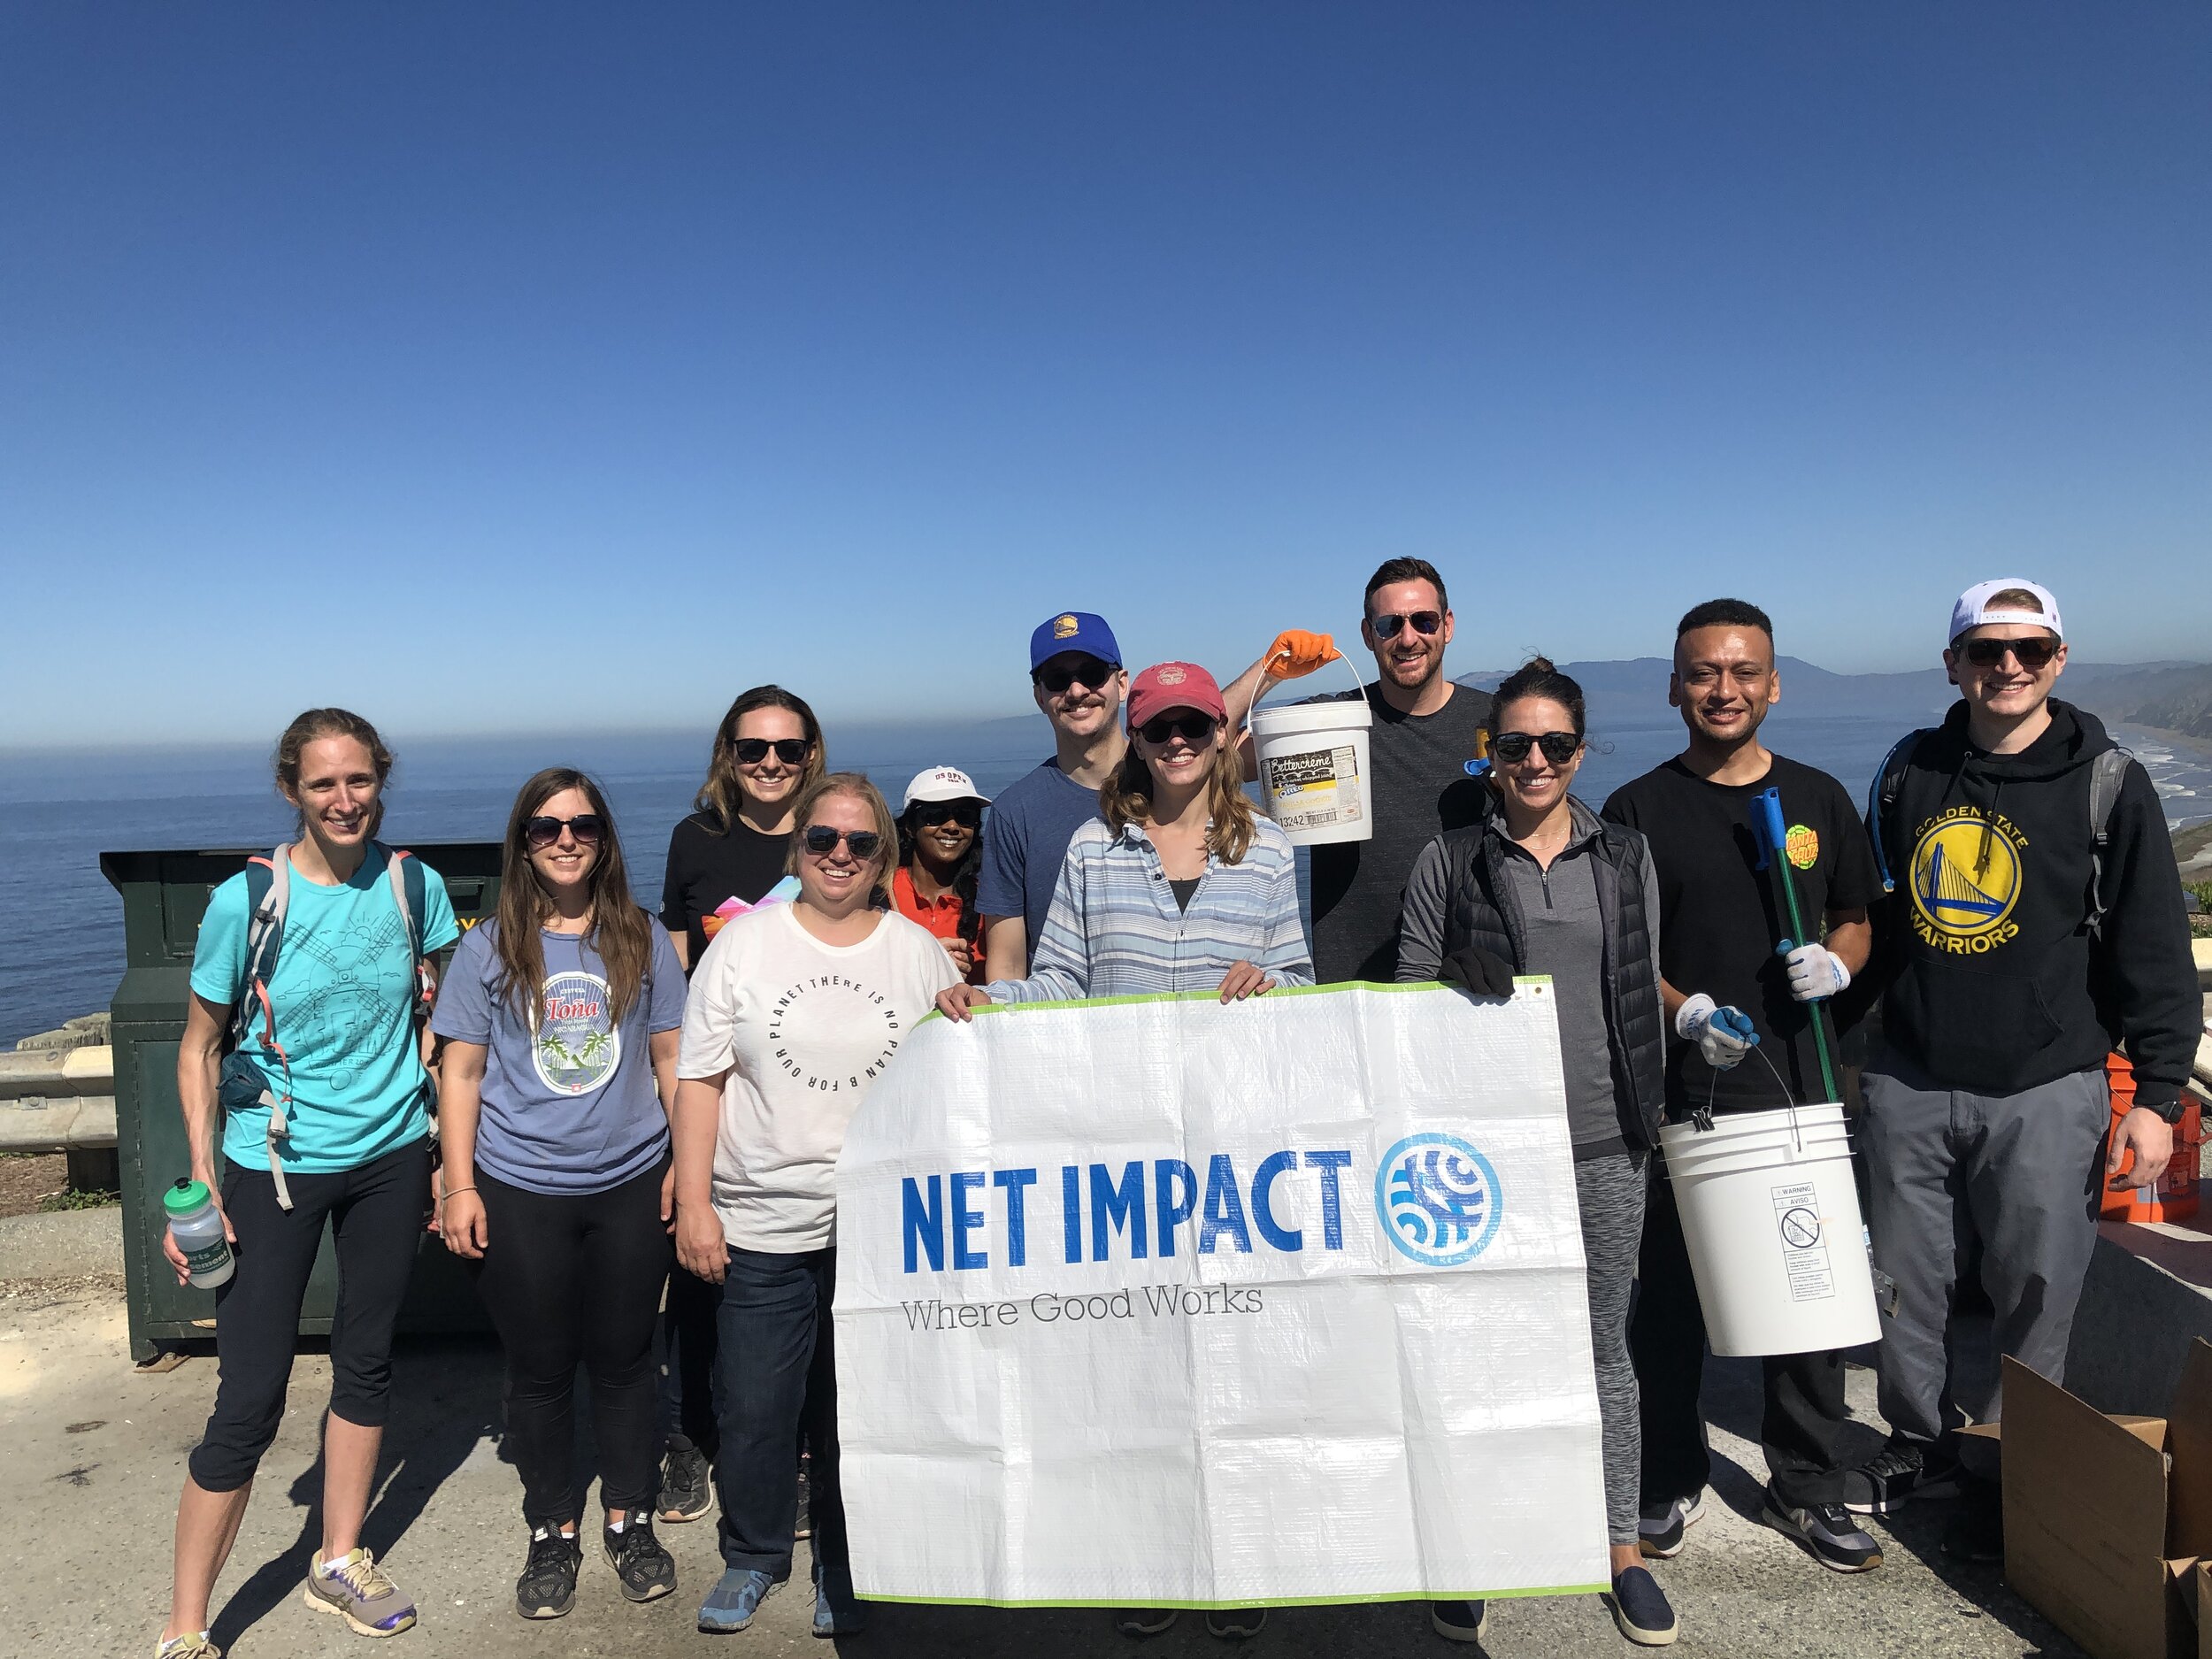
[0,1205,123,1279]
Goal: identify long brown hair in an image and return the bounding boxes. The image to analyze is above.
[492,769,655,1028]
[694,686,826,833]
[1099,739,1259,865]
[783,772,901,908]
[273,708,394,840]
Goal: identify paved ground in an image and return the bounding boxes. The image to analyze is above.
[0,1279,2083,1659]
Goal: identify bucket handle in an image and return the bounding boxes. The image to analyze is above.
[1249,645,1370,713]
[1686,1042,1809,1154]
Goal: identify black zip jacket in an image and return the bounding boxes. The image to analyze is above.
[1869,698,2198,1108]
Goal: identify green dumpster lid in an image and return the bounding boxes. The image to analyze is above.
[162,1178,212,1216]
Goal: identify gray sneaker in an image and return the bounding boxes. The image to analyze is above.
[1759,1488,1884,1572]
[302,1547,418,1637]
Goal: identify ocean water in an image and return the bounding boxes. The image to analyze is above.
[3,709,2207,1048]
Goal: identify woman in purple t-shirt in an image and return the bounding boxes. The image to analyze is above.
[434,768,687,1622]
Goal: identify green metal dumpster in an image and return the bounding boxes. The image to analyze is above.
[104,843,502,1363]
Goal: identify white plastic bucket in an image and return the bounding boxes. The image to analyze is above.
[1248,662,1374,846]
[1658,1102,1881,1357]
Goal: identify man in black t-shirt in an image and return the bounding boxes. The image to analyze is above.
[1602,598,1885,1577]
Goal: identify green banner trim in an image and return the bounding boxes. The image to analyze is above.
[856,1581,1607,1608]
[917,976,1555,1026]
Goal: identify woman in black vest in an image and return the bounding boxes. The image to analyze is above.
[1396,657,1675,1649]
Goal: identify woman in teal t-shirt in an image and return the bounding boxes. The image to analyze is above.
[157,709,457,1659]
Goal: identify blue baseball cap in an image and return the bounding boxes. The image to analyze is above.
[1029,611,1121,672]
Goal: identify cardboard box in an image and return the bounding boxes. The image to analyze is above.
[1991,1341,2212,1659]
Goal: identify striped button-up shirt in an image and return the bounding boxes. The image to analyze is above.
[985,815,1314,1002]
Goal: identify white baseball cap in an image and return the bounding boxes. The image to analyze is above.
[1949,578,2063,646]
[900,766,991,810]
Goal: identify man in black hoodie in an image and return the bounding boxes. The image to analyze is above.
[1847,579,2198,1557]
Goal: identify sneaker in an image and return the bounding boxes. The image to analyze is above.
[604,1514,677,1603]
[812,1564,867,1638]
[1942,1479,2003,1563]
[795,1451,812,1542]
[303,1548,418,1638]
[516,1528,581,1619]
[1429,1601,1487,1643]
[156,1634,223,1658]
[698,1567,781,1634]
[659,1436,716,1525]
[1841,1440,1959,1516]
[1637,1493,1705,1560]
[1758,1488,1884,1573]
[1607,1567,1678,1647]
[1114,1609,1180,1638]
[1205,1607,1268,1639]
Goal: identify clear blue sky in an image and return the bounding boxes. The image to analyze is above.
[4,4,2207,745]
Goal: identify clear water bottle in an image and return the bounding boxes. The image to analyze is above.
[163,1178,234,1288]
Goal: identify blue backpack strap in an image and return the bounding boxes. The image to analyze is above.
[1866,730,1929,895]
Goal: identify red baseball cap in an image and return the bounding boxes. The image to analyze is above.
[1125,662,1228,731]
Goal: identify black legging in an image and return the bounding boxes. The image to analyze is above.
[472,1155,674,1528]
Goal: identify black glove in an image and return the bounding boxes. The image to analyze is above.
[1438,944,1517,999]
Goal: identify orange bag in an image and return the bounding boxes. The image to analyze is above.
[2101,1053,2200,1224]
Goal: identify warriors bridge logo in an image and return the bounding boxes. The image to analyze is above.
[1375,1133,1502,1267]
[1908,807,2027,953]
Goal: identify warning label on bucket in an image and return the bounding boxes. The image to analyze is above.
[1263,745,1363,832]
[1770,1182,1835,1302]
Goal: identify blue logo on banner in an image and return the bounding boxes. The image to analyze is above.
[1374,1133,1502,1266]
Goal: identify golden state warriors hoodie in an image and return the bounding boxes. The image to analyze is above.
[1871,700,2199,1108]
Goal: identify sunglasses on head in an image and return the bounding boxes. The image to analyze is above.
[1490,731,1581,765]
[524,814,605,850]
[1137,711,1218,746]
[803,826,883,861]
[731,736,811,766]
[1033,656,1116,696]
[1368,611,1442,641]
[1959,636,2059,671]
[912,801,983,829]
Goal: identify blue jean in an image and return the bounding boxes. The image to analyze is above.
[713,1245,846,1577]
[658,1261,722,1455]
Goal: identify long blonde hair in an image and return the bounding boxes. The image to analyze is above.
[1099,740,1258,865]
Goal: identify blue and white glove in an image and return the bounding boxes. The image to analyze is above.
[1783,943,1851,1002]
[1676,993,1759,1070]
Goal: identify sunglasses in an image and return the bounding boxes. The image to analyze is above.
[1137,711,1218,746]
[1368,611,1442,641]
[731,737,812,766]
[1960,636,2059,671]
[912,801,983,829]
[524,814,605,850]
[1490,731,1582,765]
[1033,655,1116,696]
[803,826,883,861]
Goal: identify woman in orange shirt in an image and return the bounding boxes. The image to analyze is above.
[890,767,991,984]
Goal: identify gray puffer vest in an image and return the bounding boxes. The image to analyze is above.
[1425,797,1666,1150]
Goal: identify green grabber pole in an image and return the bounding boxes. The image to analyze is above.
[1753,786,1842,1104]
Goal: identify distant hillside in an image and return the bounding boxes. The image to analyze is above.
[2067,664,2212,742]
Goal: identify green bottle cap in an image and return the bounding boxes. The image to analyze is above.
[163,1178,211,1217]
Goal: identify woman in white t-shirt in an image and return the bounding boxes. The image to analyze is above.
[672,772,957,1640]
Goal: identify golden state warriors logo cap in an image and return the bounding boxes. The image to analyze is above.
[1029,611,1121,672]
[1949,579,2062,647]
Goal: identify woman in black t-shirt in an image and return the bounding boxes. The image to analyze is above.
[653,684,824,1526]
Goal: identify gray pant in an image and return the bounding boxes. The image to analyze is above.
[1860,1046,2110,1456]
[1574,1148,1647,1546]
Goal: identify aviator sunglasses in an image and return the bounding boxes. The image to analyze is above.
[1490,731,1582,765]
[803,825,884,860]
[1368,610,1442,641]
[1033,655,1116,696]
[1959,636,2059,671]
[731,737,812,766]
[524,814,605,850]
[1137,711,1218,746]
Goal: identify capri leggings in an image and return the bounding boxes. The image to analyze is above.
[1575,1148,1648,1547]
[188,1142,432,1493]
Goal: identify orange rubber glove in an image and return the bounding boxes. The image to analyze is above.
[1264,629,1340,680]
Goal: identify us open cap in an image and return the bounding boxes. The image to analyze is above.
[1949,579,2062,646]
[901,766,991,810]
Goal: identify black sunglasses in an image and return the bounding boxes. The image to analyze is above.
[1490,731,1582,765]
[911,801,983,829]
[1369,611,1442,641]
[1960,636,2059,671]
[1033,655,1116,696]
[803,826,883,861]
[732,737,812,766]
[524,814,605,850]
[1137,712,1218,746]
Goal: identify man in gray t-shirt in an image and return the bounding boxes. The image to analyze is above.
[1222,557,1494,984]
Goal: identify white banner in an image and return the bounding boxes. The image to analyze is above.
[834,980,1609,1609]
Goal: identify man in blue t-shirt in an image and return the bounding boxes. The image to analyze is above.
[976,611,1128,979]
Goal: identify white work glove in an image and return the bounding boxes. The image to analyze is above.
[1783,943,1851,1002]
[1676,993,1759,1071]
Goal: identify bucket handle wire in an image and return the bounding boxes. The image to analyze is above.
[1688,1042,1808,1154]
[1248,644,1371,713]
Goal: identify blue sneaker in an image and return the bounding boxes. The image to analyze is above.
[811,1565,867,1638]
[698,1567,780,1634]
[1608,1567,1678,1647]
[1430,1600,1486,1643]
